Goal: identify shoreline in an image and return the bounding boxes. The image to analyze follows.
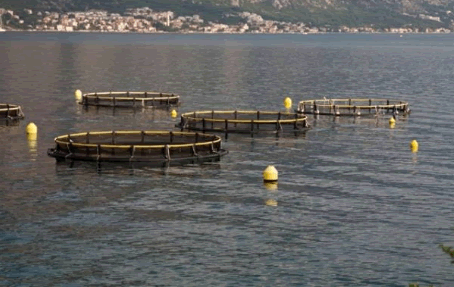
[1,29,453,35]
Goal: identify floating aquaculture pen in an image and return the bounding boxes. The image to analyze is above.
[47,130,227,163]
[0,104,25,120]
[79,91,180,108]
[297,98,410,116]
[178,110,309,136]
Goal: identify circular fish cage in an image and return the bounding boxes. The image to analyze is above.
[79,91,180,108]
[297,98,410,116]
[0,104,25,120]
[178,110,309,135]
[47,130,228,163]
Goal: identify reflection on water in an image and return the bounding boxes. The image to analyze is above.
[79,104,176,116]
[1,33,454,286]
[264,198,278,206]
[27,133,38,161]
[75,104,174,124]
[53,157,223,175]
[263,181,278,191]
[312,113,410,128]
[0,118,22,126]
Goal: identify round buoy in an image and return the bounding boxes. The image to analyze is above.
[389,116,396,129]
[171,109,177,118]
[265,199,278,206]
[26,122,37,134]
[74,89,82,101]
[263,165,278,182]
[284,97,292,109]
[410,139,419,153]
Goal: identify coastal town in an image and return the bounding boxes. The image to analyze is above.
[0,7,452,34]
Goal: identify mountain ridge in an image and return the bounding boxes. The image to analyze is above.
[1,0,454,28]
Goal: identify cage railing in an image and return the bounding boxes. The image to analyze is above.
[297,98,410,116]
[80,91,180,108]
[0,104,25,120]
[48,130,226,163]
[179,110,309,136]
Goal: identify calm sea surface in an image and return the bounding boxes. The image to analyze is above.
[1,32,454,286]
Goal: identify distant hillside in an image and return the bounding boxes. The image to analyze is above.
[1,0,454,28]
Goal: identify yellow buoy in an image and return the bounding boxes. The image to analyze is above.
[284,97,292,109]
[171,109,177,118]
[389,116,396,125]
[263,165,278,182]
[26,122,37,134]
[74,89,82,101]
[410,139,419,153]
[265,199,278,206]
